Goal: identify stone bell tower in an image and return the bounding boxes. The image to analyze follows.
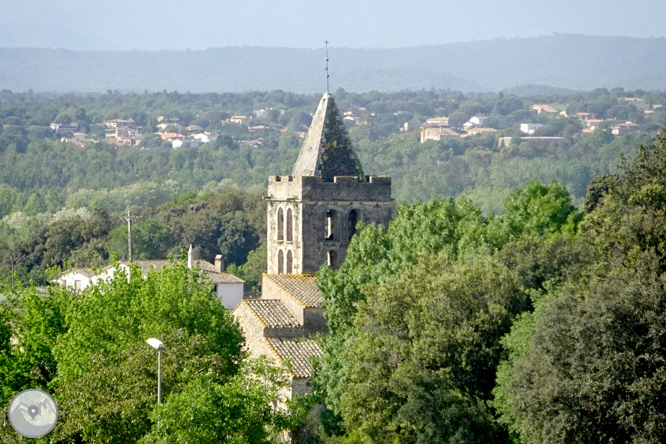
[266,92,393,275]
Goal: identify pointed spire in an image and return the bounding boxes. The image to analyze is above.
[291,93,364,181]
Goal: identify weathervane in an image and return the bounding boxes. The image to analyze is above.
[325,40,330,93]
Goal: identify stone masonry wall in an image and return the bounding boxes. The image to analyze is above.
[232,303,278,359]
[267,175,393,275]
[266,198,302,275]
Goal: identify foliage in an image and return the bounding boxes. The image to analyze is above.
[0,283,71,443]
[54,330,231,443]
[226,243,267,295]
[498,179,581,241]
[53,258,244,384]
[140,357,300,444]
[337,255,525,443]
[494,254,666,443]
[493,130,666,443]
[314,183,577,441]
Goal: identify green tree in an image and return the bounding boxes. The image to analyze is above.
[226,243,267,295]
[314,197,501,438]
[134,218,174,260]
[494,253,666,443]
[140,357,299,444]
[497,179,581,241]
[53,259,243,384]
[337,255,525,443]
[0,283,71,442]
[55,330,242,444]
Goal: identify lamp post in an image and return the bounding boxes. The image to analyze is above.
[146,338,164,404]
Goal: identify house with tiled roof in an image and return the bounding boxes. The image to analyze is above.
[611,121,639,136]
[421,127,460,142]
[425,116,449,126]
[463,127,498,137]
[57,247,244,309]
[233,92,393,398]
[530,104,559,114]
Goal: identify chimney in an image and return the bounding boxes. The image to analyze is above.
[188,244,193,269]
[215,255,224,273]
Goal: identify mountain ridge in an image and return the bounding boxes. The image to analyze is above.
[1,34,665,93]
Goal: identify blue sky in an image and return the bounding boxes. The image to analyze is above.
[1,0,665,50]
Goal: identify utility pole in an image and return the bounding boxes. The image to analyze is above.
[120,211,142,262]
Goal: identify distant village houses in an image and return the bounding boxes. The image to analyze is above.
[520,123,545,135]
[104,118,143,147]
[530,104,559,114]
[611,121,639,136]
[421,127,460,142]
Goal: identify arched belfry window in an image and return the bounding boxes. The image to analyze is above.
[326,210,336,240]
[327,250,337,268]
[286,208,293,242]
[286,250,293,274]
[348,209,358,241]
[278,250,284,274]
[277,207,284,241]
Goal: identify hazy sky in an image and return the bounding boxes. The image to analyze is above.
[1,0,665,50]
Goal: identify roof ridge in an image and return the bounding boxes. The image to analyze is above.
[244,299,302,329]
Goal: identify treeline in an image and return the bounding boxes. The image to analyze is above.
[307,132,666,443]
[0,190,267,291]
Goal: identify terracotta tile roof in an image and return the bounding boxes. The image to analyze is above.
[242,299,301,329]
[264,274,323,307]
[266,337,323,378]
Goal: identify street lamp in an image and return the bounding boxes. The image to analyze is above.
[146,338,164,404]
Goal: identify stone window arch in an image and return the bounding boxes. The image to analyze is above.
[348,209,359,241]
[278,249,284,274]
[277,207,284,241]
[286,207,293,242]
[326,210,337,240]
[327,250,337,268]
[286,249,293,274]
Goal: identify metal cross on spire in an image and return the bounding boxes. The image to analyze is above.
[325,40,330,93]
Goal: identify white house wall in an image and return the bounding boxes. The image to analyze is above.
[217,283,244,310]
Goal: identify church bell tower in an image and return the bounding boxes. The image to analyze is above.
[266,92,392,275]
